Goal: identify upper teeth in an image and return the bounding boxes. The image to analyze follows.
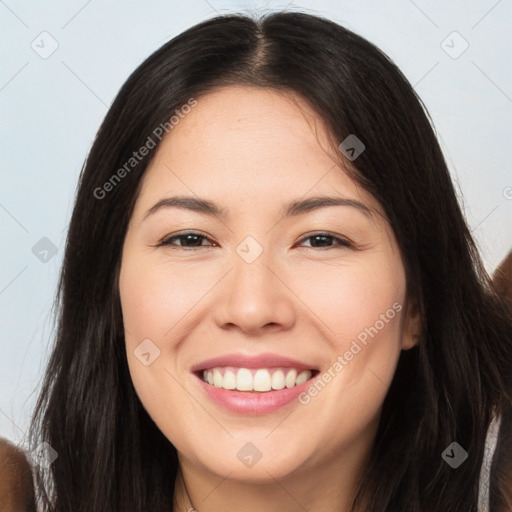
[202,367,313,392]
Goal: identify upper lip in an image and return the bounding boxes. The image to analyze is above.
[191,353,317,372]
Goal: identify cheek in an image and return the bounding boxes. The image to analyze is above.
[119,255,222,428]
[290,255,406,412]
[119,256,214,345]
[291,255,406,348]
[120,258,198,441]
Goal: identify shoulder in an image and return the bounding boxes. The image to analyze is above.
[0,438,36,512]
[488,406,512,512]
[493,251,512,301]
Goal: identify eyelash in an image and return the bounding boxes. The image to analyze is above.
[157,231,353,250]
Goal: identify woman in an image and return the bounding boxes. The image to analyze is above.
[28,11,512,512]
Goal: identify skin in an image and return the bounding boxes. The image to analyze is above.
[119,85,420,512]
[0,439,36,512]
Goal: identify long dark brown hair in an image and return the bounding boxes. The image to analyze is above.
[29,11,512,511]
[491,251,512,511]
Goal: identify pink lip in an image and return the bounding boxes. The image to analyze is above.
[193,374,316,415]
[190,353,318,415]
[190,353,315,372]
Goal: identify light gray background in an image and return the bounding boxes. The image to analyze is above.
[1,0,511,443]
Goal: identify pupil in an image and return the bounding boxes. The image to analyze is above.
[312,235,331,247]
[185,234,202,246]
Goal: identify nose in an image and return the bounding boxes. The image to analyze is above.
[212,249,296,336]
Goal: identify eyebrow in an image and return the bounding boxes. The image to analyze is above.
[143,195,373,221]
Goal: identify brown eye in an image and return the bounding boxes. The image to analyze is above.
[158,231,216,248]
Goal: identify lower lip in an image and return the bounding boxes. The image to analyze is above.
[194,374,315,415]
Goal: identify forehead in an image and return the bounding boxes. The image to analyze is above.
[135,85,383,219]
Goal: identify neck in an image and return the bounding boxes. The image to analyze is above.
[173,466,194,511]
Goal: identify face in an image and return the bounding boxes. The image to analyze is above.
[119,85,419,484]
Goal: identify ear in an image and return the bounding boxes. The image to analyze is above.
[401,298,421,350]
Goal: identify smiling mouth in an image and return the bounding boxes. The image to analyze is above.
[195,366,319,393]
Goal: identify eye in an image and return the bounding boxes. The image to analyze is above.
[156,231,352,250]
[296,232,353,249]
[157,231,217,249]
